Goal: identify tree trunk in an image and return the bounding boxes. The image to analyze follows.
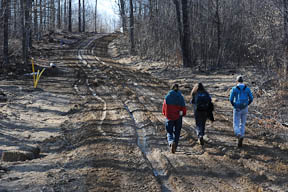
[181,0,192,67]
[29,0,32,48]
[57,0,61,29]
[22,0,30,65]
[284,0,288,78]
[64,0,67,30]
[82,0,85,32]
[215,0,221,68]
[43,0,47,30]
[173,0,192,67]
[68,0,71,32]
[21,0,25,60]
[13,0,17,35]
[119,0,127,32]
[78,0,81,32]
[3,0,9,65]
[95,0,97,32]
[0,2,2,68]
[39,0,43,38]
[34,0,38,40]
[50,0,55,31]
[63,0,68,30]
[173,0,182,47]
[129,0,135,54]
[138,0,142,19]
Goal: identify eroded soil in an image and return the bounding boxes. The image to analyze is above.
[0,33,288,192]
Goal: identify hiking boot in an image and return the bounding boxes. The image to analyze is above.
[171,142,176,153]
[198,137,204,146]
[238,137,243,148]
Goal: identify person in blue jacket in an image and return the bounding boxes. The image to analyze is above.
[229,75,253,147]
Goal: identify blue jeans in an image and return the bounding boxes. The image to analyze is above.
[233,107,248,138]
[165,117,182,148]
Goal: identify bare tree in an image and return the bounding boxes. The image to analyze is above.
[50,0,55,30]
[82,0,85,32]
[68,0,71,32]
[3,0,9,65]
[284,0,288,78]
[13,0,17,35]
[39,0,43,38]
[172,0,193,67]
[118,0,127,32]
[34,0,38,39]
[181,0,192,67]
[215,0,221,68]
[78,0,81,32]
[21,0,32,65]
[129,0,135,54]
[57,0,61,29]
[64,0,67,30]
[95,0,97,32]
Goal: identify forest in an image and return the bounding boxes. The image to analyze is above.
[0,0,117,68]
[0,0,288,77]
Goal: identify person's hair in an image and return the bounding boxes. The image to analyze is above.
[171,83,179,92]
[190,83,207,97]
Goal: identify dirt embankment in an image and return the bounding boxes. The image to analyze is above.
[0,32,288,192]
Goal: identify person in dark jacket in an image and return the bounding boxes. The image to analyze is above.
[162,84,187,153]
[190,83,213,145]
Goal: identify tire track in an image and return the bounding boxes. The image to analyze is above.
[76,37,108,136]
[83,35,199,192]
[75,35,178,191]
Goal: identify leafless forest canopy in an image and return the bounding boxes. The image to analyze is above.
[0,0,288,80]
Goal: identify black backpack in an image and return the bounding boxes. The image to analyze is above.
[195,92,211,111]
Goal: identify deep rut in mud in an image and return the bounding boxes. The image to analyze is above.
[73,35,173,191]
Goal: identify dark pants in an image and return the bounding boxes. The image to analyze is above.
[195,110,208,138]
[165,117,182,148]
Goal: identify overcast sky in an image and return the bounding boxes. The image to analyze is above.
[96,0,119,20]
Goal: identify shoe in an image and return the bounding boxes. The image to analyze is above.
[198,137,204,146]
[171,142,176,153]
[238,137,243,148]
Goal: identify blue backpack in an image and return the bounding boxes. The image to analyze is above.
[235,85,248,109]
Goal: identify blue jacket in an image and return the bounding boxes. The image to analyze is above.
[230,84,253,109]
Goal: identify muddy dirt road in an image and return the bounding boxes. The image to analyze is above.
[0,33,288,192]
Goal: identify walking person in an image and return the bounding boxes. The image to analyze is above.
[162,84,187,153]
[190,83,213,145]
[229,75,253,147]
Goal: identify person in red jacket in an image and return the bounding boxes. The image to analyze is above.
[162,84,187,153]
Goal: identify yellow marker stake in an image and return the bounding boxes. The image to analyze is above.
[31,58,36,86]
[31,58,46,88]
[34,69,39,88]
[34,68,46,88]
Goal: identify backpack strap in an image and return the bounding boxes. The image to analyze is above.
[236,85,247,91]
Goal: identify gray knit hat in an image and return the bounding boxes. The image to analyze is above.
[236,75,243,83]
